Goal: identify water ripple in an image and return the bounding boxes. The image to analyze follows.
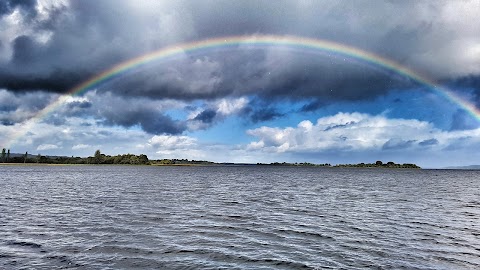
[1,166,479,269]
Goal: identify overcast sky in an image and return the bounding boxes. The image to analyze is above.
[1,0,479,168]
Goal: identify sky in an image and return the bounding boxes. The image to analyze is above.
[0,0,479,168]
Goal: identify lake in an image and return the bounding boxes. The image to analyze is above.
[1,165,479,269]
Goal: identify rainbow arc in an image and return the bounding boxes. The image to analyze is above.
[3,35,479,148]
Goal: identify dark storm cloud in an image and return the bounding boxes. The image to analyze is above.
[193,109,217,124]
[12,35,41,64]
[52,100,93,118]
[301,100,325,112]
[0,1,155,92]
[105,49,417,103]
[67,100,92,109]
[0,0,478,105]
[0,71,87,93]
[26,91,188,135]
[239,98,285,123]
[252,108,284,123]
[248,108,284,123]
[81,93,188,134]
[0,0,37,17]
[0,120,14,126]
[255,59,416,101]
[0,90,54,124]
[102,109,186,135]
[382,139,416,150]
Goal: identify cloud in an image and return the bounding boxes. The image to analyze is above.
[148,135,197,150]
[0,0,478,103]
[0,89,55,124]
[49,91,188,135]
[246,112,480,153]
[1,1,479,168]
[3,117,152,156]
[300,100,326,112]
[145,134,208,159]
[187,97,249,130]
[216,97,249,115]
[382,139,416,150]
[419,138,439,147]
[98,104,186,135]
[37,143,60,151]
[0,0,37,18]
[193,109,217,123]
[248,107,284,123]
[72,144,90,150]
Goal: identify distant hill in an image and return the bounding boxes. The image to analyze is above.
[8,153,68,159]
[444,165,480,170]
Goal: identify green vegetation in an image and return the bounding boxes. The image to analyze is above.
[1,149,149,165]
[334,161,420,169]
[0,148,420,168]
[256,162,332,167]
[256,160,420,168]
[152,158,215,166]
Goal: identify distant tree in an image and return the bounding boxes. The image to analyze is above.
[138,154,149,165]
[1,148,5,163]
[24,152,28,163]
[6,149,10,162]
[375,160,383,166]
[94,149,103,164]
[37,154,41,163]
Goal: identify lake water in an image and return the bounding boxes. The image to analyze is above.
[0,165,479,269]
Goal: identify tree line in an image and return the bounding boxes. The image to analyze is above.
[1,149,149,165]
[334,160,420,168]
[1,148,420,168]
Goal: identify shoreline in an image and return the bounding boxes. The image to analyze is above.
[0,163,422,169]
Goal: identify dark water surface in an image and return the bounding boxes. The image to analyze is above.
[1,165,479,269]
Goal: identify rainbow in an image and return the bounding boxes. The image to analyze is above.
[3,34,480,148]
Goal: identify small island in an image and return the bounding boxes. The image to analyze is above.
[256,160,420,168]
[1,148,420,168]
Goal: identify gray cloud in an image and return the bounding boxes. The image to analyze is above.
[248,108,284,123]
[0,0,37,18]
[37,91,188,135]
[193,109,217,124]
[382,139,416,150]
[0,0,478,98]
[96,105,187,135]
[419,138,439,147]
[86,94,187,135]
[1,0,479,138]
[0,89,54,124]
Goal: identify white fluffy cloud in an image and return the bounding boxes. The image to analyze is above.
[148,135,197,150]
[247,112,480,153]
[72,144,91,150]
[37,143,60,151]
[216,97,249,115]
[145,134,210,159]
